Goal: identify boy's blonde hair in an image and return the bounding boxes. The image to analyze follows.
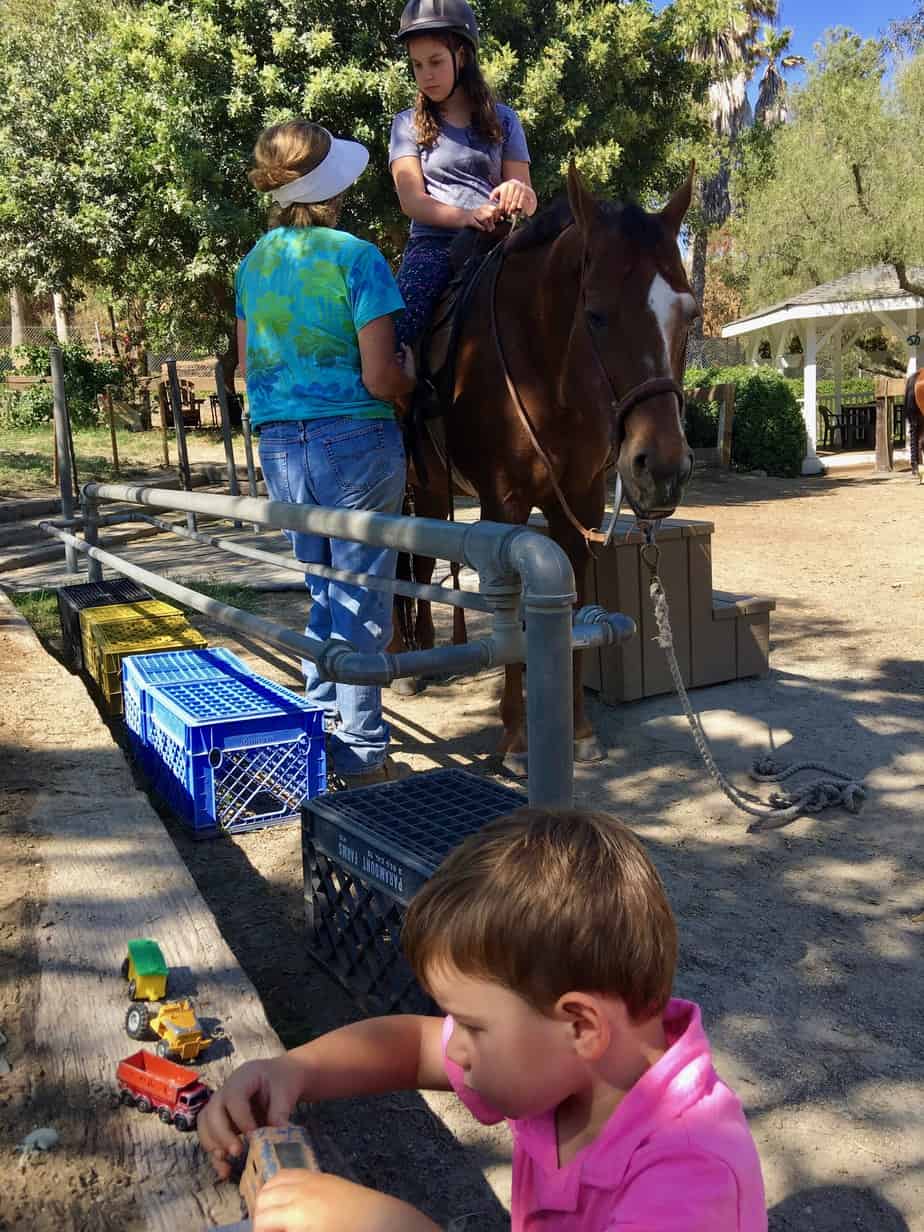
[403,808,677,1021]
[249,121,343,229]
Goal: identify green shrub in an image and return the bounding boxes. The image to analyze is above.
[732,368,806,476]
[685,364,806,476]
[0,384,55,429]
[683,397,719,448]
[12,340,128,428]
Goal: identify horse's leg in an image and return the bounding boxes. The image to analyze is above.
[478,492,533,776]
[543,481,607,765]
[908,410,919,476]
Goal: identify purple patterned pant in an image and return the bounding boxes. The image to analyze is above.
[395,235,455,349]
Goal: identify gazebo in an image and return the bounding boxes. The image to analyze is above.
[721,264,924,474]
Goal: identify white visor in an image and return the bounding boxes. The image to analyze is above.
[270,132,370,206]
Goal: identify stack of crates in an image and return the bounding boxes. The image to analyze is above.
[302,769,526,1014]
[56,579,153,669]
[122,648,326,838]
[79,600,208,715]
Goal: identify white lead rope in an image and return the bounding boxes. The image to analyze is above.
[642,543,866,833]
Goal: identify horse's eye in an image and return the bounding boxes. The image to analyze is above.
[586,310,607,330]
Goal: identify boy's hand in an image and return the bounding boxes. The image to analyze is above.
[253,1172,441,1232]
[197,1056,306,1178]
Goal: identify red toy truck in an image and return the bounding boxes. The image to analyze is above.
[116,1049,211,1131]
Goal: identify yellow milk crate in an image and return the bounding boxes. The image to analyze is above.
[86,617,208,715]
[79,600,189,674]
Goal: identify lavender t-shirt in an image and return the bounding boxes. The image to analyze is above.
[388,104,530,238]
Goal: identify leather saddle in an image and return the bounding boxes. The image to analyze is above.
[403,224,511,494]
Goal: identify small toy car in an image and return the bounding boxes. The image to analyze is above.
[240,1125,318,1219]
[125,998,213,1062]
[121,938,168,1001]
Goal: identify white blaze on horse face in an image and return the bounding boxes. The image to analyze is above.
[646,273,696,375]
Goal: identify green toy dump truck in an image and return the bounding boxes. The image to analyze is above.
[121,938,168,1001]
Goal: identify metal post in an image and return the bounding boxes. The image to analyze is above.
[82,488,102,582]
[240,409,260,533]
[157,381,170,468]
[105,386,120,478]
[165,357,196,530]
[214,363,242,529]
[505,529,576,807]
[49,346,78,574]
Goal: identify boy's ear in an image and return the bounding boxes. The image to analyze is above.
[556,993,610,1061]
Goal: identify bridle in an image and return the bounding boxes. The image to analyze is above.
[490,225,687,548]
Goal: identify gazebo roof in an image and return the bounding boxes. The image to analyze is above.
[722,264,924,338]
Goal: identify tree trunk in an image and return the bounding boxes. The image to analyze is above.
[687,225,709,369]
[10,286,27,368]
[53,292,69,344]
[218,325,239,395]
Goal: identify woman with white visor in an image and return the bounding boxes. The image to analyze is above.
[236,121,415,787]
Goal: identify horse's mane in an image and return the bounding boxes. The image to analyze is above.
[506,195,666,254]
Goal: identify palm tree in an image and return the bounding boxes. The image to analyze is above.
[687,0,776,366]
[754,26,805,126]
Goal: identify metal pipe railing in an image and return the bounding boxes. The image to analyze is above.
[50,346,78,574]
[40,524,517,683]
[107,512,493,613]
[71,482,638,806]
[164,358,196,532]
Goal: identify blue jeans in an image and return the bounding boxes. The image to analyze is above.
[257,417,406,775]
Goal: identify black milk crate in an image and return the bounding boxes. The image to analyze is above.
[57,578,152,669]
[302,768,526,1014]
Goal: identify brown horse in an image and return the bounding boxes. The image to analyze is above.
[904,369,924,479]
[393,164,699,771]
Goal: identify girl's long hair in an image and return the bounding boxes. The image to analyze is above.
[412,33,502,149]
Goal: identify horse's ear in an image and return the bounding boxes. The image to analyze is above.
[567,160,597,234]
[660,162,695,235]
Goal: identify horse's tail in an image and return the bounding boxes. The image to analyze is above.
[394,549,416,652]
[904,370,919,422]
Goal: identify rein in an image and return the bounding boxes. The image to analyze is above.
[490,231,686,548]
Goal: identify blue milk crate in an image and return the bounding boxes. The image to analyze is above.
[141,675,326,837]
[122,647,251,744]
[302,769,526,1013]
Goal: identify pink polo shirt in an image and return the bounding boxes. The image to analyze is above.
[442,998,767,1231]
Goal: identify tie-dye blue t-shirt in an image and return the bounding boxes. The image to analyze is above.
[235,226,405,426]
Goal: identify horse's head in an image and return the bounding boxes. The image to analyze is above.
[564,165,699,520]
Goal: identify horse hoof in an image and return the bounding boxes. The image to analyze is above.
[574,734,606,763]
[390,676,422,698]
[502,751,529,779]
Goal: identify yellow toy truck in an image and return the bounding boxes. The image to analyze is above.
[125,998,213,1062]
[121,938,168,1001]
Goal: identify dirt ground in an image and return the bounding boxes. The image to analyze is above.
[2,461,923,1230]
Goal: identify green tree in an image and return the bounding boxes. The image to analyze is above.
[0,0,738,376]
[730,31,924,311]
[754,25,805,124]
[686,0,777,365]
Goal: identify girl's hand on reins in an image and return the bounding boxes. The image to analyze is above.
[466,202,498,231]
[490,180,536,218]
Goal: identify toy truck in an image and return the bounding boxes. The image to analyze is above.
[124,998,213,1062]
[240,1125,319,1220]
[116,1049,210,1131]
[121,938,168,1001]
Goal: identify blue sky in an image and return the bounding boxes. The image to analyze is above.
[779,0,912,62]
[750,0,917,101]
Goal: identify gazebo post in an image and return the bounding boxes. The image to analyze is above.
[833,328,843,420]
[802,319,822,474]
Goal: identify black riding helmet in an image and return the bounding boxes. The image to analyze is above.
[395,0,480,51]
